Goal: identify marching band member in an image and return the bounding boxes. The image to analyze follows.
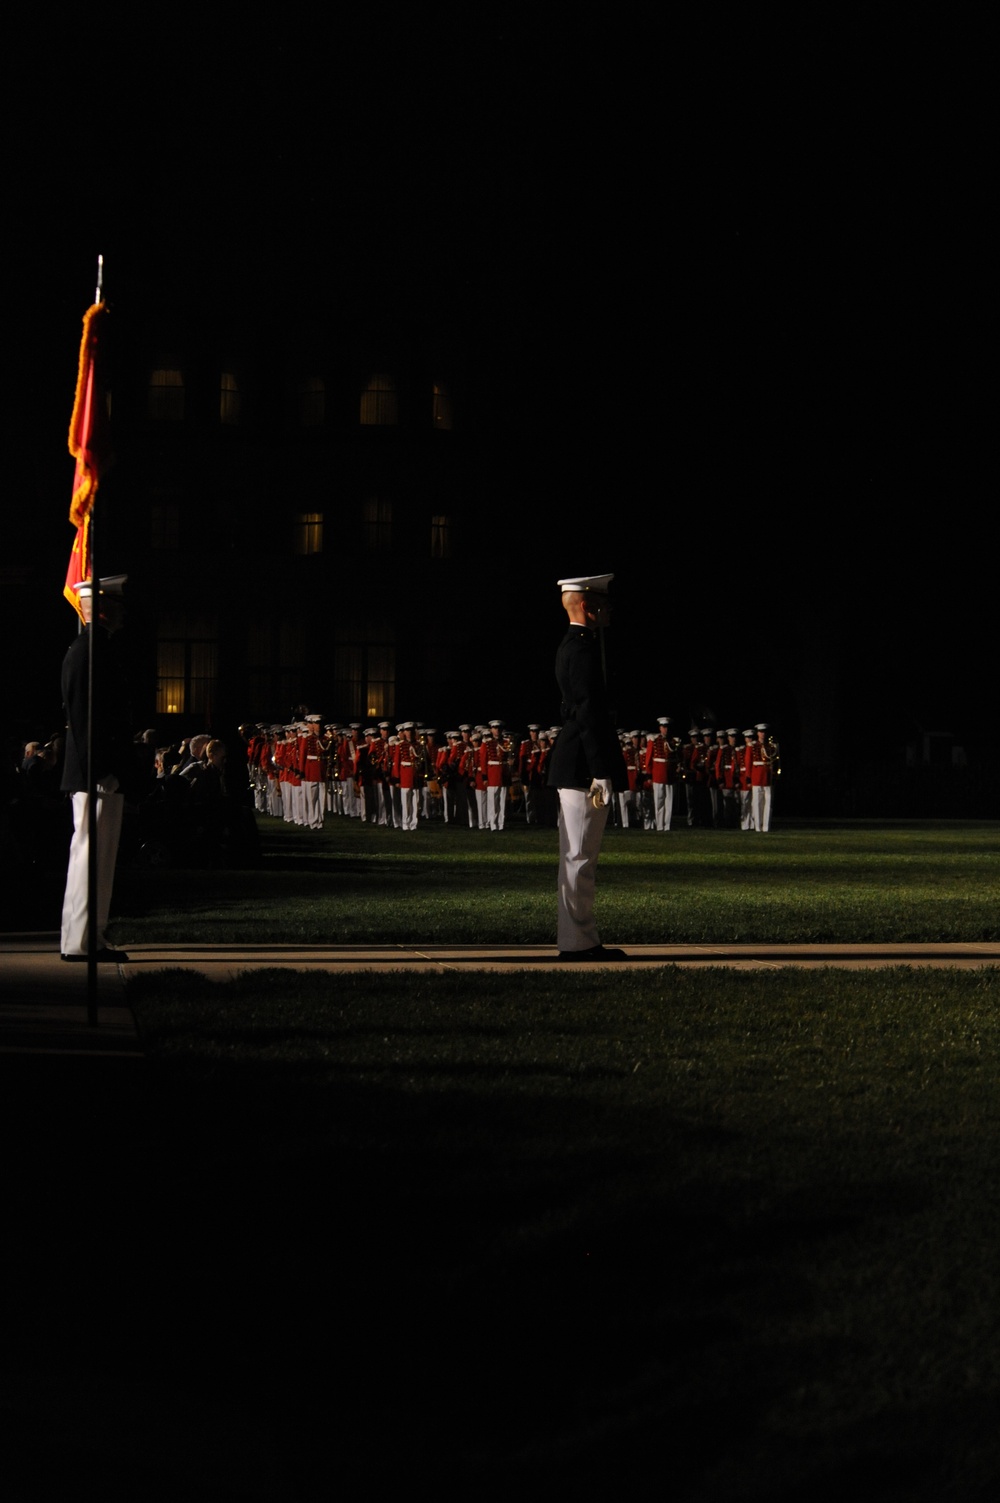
[644,716,675,832]
[750,722,774,832]
[298,714,326,830]
[392,722,424,831]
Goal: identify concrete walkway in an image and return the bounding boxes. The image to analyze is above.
[1,934,138,1056]
[3,933,999,1056]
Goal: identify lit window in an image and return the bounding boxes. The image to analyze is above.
[366,644,395,718]
[294,513,324,555]
[300,376,325,427]
[148,369,184,421]
[220,371,241,425]
[334,619,395,719]
[156,616,218,716]
[430,514,451,558]
[362,496,392,552]
[156,640,186,715]
[360,373,398,426]
[432,382,453,430]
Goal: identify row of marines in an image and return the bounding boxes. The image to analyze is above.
[240,719,780,833]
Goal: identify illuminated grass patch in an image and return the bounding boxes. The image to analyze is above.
[113,818,1000,945]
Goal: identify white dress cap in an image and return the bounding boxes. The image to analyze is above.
[557,574,613,594]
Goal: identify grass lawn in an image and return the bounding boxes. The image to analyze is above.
[110,962,1000,1498]
[110,816,1000,947]
[14,817,992,1495]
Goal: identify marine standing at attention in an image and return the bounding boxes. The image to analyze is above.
[546,573,628,961]
[60,574,132,963]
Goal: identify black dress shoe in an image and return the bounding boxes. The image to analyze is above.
[61,948,130,964]
[558,945,627,962]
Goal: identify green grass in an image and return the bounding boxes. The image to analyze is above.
[112,816,1000,946]
[125,963,1000,1496]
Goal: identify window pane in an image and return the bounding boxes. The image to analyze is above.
[156,641,186,715]
[294,512,324,555]
[430,514,451,558]
[149,369,184,421]
[362,497,391,552]
[156,678,185,716]
[360,373,398,426]
[334,645,364,719]
[155,625,218,718]
[220,371,241,425]
[432,382,453,430]
[189,640,218,681]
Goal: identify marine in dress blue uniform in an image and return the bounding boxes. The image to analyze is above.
[546,574,628,961]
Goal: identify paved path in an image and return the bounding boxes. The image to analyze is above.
[116,939,1000,976]
[3,933,998,1056]
[1,934,137,1056]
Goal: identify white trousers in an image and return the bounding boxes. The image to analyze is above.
[485,785,505,831]
[400,787,419,831]
[300,781,323,829]
[652,783,673,831]
[61,788,124,955]
[557,788,608,953]
[751,784,772,832]
[376,782,390,825]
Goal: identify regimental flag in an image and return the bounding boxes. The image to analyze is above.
[65,514,90,610]
[64,302,110,619]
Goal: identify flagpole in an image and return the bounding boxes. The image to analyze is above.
[86,508,99,1024]
[63,265,115,1024]
[85,255,104,1024]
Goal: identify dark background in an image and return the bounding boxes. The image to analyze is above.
[8,14,994,802]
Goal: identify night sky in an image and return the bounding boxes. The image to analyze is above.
[11,16,993,755]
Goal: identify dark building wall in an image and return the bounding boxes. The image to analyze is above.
[99,308,467,739]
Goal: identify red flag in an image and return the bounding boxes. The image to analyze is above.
[64,302,109,618]
[64,514,90,610]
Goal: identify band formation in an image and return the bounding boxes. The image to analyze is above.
[240,719,781,834]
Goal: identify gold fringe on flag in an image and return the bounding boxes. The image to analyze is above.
[68,302,107,528]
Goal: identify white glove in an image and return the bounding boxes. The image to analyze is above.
[590,778,613,807]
